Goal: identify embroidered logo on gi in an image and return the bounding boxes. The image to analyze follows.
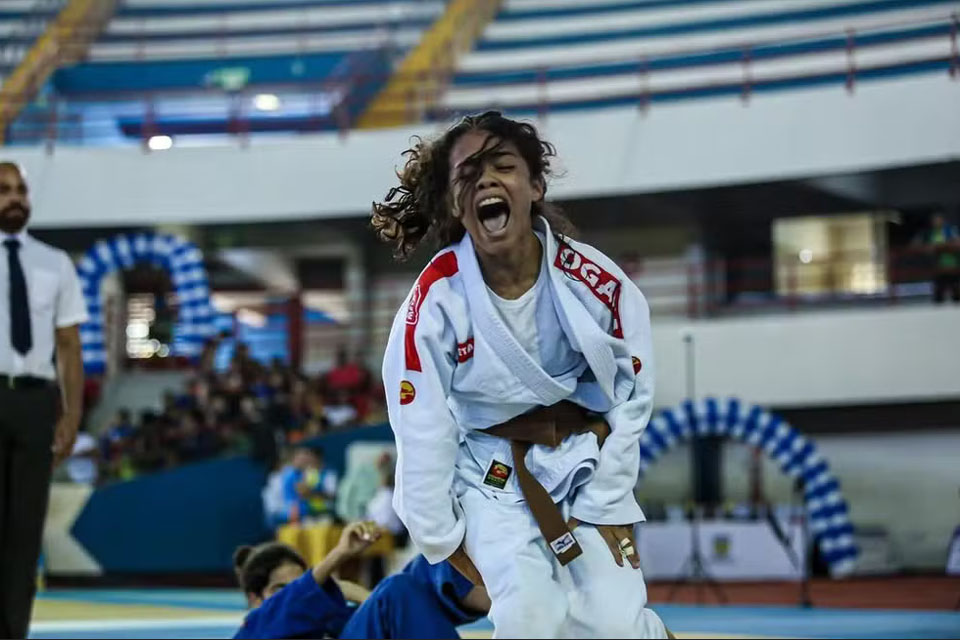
[550,532,577,556]
[457,338,475,363]
[405,252,459,372]
[399,380,416,405]
[555,243,624,339]
[482,460,512,490]
[405,285,422,325]
[632,356,642,374]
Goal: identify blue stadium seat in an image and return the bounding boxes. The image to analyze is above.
[8,0,446,143]
[438,0,960,117]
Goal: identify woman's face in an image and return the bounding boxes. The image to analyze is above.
[448,129,543,260]
[248,562,305,609]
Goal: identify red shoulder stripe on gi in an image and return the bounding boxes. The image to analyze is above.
[405,251,459,372]
[555,242,624,339]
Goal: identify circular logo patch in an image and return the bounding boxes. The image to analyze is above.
[399,380,416,405]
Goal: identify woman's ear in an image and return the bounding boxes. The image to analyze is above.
[532,177,545,203]
[448,191,462,219]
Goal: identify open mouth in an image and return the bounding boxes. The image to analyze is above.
[476,196,510,234]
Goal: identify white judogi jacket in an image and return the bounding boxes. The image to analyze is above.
[383,216,654,564]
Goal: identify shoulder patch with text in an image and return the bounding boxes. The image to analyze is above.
[555,242,624,339]
[404,252,459,372]
[457,338,475,363]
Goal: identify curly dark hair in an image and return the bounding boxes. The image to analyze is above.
[371,111,576,260]
[233,542,307,598]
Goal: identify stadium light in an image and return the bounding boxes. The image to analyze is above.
[147,135,173,151]
[254,93,281,112]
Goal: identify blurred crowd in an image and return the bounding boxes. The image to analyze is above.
[260,444,404,537]
[64,340,385,486]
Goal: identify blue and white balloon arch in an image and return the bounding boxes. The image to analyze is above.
[76,232,217,375]
[639,397,858,577]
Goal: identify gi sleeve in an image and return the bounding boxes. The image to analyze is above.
[570,279,653,526]
[382,283,464,564]
[233,571,353,639]
[56,251,89,328]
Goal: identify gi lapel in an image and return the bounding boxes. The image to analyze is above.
[537,218,621,403]
[455,234,573,406]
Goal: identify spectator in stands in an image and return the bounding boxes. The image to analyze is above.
[323,389,358,430]
[282,446,338,522]
[324,347,372,421]
[132,411,173,473]
[99,408,135,462]
[263,452,293,528]
[61,425,99,485]
[365,453,404,537]
[267,357,292,392]
[925,211,960,303]
[175,409,221,463]
[233,342,262,383]
[233,522,489,639]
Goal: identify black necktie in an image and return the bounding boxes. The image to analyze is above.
[5,239,32,355]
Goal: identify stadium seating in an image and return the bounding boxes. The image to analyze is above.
[438,0,960,116]
[9,0,448,142]
[5,0,959,143]
[0,0,62,87]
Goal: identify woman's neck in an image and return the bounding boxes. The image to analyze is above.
[477,231,542,300]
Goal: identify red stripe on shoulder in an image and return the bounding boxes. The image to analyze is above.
[404,252,459,372]
[554,241,624,339]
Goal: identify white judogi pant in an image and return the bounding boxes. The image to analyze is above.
[459,485,667,639]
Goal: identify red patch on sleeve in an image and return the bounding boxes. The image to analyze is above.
[632,356,642,374]
[399,380,416,405]
[457,338,475,363]
[404,252,459,372]
[555,242,624,339]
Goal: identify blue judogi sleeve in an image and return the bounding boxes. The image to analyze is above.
[234,571,353,639]
[401,556,480,626]
[339,557,483,640]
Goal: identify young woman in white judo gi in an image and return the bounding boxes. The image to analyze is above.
[372,111,669,639]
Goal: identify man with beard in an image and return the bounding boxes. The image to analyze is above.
[0,161,87,638]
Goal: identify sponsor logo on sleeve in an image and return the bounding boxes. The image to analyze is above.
[482,459,512,490]
[405,284,422,325]
[399,380,416,405]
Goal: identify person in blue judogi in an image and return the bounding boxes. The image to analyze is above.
[233,521,490,639]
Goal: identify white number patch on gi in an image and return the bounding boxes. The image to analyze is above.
[550,532,577,556]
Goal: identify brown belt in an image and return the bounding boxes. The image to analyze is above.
[482,401,610,566]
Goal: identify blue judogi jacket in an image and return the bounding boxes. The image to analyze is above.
[234,556,478,639]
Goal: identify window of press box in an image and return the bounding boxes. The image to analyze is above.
[772,213,889,298]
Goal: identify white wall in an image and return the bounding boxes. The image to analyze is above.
[10,73,960,229]
[652,306,960,409]
[637,430,960,570]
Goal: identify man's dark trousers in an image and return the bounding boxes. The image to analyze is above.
[0,383,58,638]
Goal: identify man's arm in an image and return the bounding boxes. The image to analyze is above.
[53,325,84,465]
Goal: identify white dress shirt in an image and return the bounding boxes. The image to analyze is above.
[0,230,88,380]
